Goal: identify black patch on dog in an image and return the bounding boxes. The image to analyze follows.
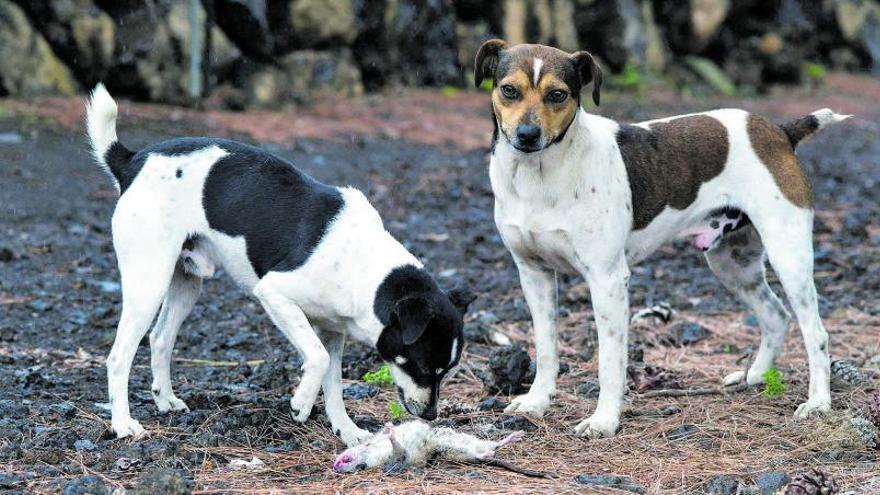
[373,265,471,420]
[780,114,819,148]
[616,116,729,230]
[175,168,183,178]
[197,138,344,277]
[104,141,136,192]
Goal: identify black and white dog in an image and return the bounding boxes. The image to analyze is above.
[85,84,473,446]
[475,40,849,438]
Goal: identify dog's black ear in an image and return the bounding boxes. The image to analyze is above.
[474,39,507,88]
[447,286,476,315]
[570,51,603,106]
[394,297,434,345]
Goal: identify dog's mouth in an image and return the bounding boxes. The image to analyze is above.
[512,142,544,153]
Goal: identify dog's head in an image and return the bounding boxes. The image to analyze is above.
[374,268,475,420]
[474,40,603,153]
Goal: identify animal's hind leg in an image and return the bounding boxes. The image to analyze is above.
[755,208,831,417]
[150,264,201,413]
[705,225,791,386]
[107,224,181,438]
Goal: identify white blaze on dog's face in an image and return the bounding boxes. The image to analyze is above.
[474,40,603,153]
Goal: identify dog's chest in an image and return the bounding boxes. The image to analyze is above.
[497,211,580,274]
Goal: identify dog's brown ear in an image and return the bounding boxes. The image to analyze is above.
[570,51,603,106]
[474,39,507,88]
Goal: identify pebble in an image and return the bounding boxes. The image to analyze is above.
[573,474,645,494]
[665,424,700,441]
[63,475,109,495]
[482,343,532,394]
[705,474,741,494]
[576,380,601,399]
[477,396,507,411]
[73,439,97,451]
[27,299,53,312]
[131,468,189,495]
[342,383,378,400]
[88,279,121,293]
[755,471,790,495]
[0,247,14,262]
[0,132,23,144]
[0,399,28,419]
[492,415,537,432]
[666,321,711,346]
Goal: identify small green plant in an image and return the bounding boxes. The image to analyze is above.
[609,61,645,92]
[479,79,494,93]
[389,401,407,420]
[363,364,394,388]
[441,85,460,97]
[804,62,827,81]
[762,368,786,398]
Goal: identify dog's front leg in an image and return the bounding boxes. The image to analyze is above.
[574,256,630,438]
[505,258,558,417]
[320,331,371,447]
[253,276,328,423]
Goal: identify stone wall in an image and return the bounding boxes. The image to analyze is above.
[0,0,877,106]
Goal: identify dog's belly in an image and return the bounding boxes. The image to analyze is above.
[500,224,580,274]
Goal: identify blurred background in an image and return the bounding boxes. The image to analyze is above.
[1,0,879,107]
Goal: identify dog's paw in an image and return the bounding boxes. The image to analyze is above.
[722,369,765,386]
[794,399,831,419]
[154,394,189,414]
[504,393,550,417]
[289,395,316,423]
[573,414,619,439]
[337,425,373,447]
[112,417,146,439]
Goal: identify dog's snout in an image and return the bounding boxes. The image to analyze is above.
[419,404,437,421]
[516,125,541,144]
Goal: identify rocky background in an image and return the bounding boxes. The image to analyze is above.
[1,0,879,107]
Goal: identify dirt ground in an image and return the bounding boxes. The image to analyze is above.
[1,74,879,494]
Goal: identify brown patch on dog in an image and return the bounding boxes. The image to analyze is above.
[617,115,730,230]
[747,114,813,209]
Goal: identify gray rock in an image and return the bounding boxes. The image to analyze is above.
[63,475,109,495]
[73,439,97,451]
[477,397,506,411]
[755,471,790,495]
[667,321,712,346]
[573,474,645,494]
[342,383,378,400]
[131,468,190,495]
[493,415,537,432]
[482,342,532,395]
[576,380,601,399]
[705,474,742,494]
[665,424,700,441]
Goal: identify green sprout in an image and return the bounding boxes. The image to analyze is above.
[362,364,394,388]
[762,368,786,398]
[441,85,461,97]
[479,79,494,93]
[804,62,827,81]
[389,401,408,421]
[609,61,645,92]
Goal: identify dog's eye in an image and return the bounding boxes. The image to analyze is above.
[500,85,519,99]
[546,90,568,103]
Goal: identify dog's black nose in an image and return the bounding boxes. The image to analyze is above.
[419,404,438,421]
[516,125,541,145]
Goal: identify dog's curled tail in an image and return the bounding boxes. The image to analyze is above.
[86,83,134,192]
[781,108,851,148]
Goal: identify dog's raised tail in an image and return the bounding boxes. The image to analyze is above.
[86,83,133,192]
[780,108,851,148]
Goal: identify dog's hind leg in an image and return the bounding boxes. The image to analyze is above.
[752,208,831,418]
[320,330,371,447]
[107,222,180,438]
[149,265,201,414]
[705,225,791,386]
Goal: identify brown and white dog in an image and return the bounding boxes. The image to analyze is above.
[475,40,850,438]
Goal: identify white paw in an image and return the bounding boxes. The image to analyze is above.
[794,399,831,419]
[573,414,619,438]
[722,369,765,386]
[504,393,551,417]
[112,417,145,439]
[289,395,316,423]
[337,425,373,447]
[154,394,189,413]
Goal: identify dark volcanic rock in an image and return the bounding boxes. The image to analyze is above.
[755,471,790,495]
[665,424,700,441]
[482,343,532,395]
[573,474,645,494]
[705,474,742,494]
[665,321,711,346]
[63,475,109,495]
[131,468,190,495]
[493,415,537,432]
[342,383,378,400]
[477,396,506,411]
